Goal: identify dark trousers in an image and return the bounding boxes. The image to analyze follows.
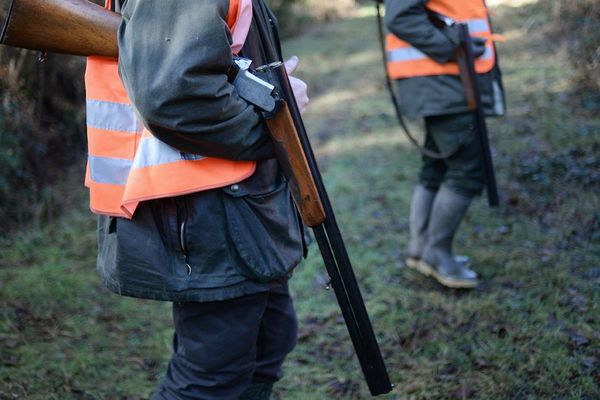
[419,111,485,197]
[152,283,297,400]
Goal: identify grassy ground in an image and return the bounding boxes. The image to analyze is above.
[1,1,599,399]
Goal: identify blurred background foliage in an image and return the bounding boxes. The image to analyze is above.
[549,0,600,94]
[0,0,598,229]
[1,0,86,226]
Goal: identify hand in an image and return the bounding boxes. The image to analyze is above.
[284,56,309,116]
[470,37,487,59]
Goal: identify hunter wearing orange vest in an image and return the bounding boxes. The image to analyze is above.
[384,0,506,288]
[89,0,310,398]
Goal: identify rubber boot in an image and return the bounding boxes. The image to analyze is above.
[420,185,478,288]
[405,185,436,270]
[405,185,470,273]
[238,382,273,400]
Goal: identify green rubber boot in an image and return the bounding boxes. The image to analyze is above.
[405,185,470,274]
[420,186,478,288]
[405,185,436,270]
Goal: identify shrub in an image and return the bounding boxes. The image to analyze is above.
[0,44,86,225]
[551,0,600,94]
[272,0,357,37]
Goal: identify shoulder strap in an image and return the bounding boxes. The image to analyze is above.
[251,0,282,60]
[227,0,240,29]
[104,0,115,12]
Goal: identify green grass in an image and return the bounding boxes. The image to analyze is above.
[1,2,599,399]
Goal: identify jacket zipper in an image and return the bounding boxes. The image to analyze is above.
[176,198,192,276]
[179,220,192,276]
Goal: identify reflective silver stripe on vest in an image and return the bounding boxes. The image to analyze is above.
[388,46,429,62]
[88,155,132,186]
[387,18,491,63]
[86,99,143,133]
[132,135,206,170]
[467,18,489,34]
[388,41,493,63]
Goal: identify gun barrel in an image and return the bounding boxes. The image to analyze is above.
[252,3,393,396]
[457,23,499,207]
[273,62,392,396]
[1,0,120,57]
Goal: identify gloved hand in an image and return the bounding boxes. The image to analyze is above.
[284,56,309,116]
[470,37,487,59]
[440,25,488,62]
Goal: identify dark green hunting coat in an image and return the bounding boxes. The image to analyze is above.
[384,0,506,118]
[96,0,306,302]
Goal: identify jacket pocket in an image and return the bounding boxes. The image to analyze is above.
[223,178,304,282]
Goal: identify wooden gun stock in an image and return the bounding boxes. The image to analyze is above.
[1,0,120,57]
[265,101,326,227]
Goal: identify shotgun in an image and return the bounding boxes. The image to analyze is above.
[453,22,499,207]
[251,1,393,396]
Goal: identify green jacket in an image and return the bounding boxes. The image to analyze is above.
[96,0,306,302]
[384,0,506,118]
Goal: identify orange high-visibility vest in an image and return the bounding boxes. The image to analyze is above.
[85,0,255,218]
[386,0,496,79]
